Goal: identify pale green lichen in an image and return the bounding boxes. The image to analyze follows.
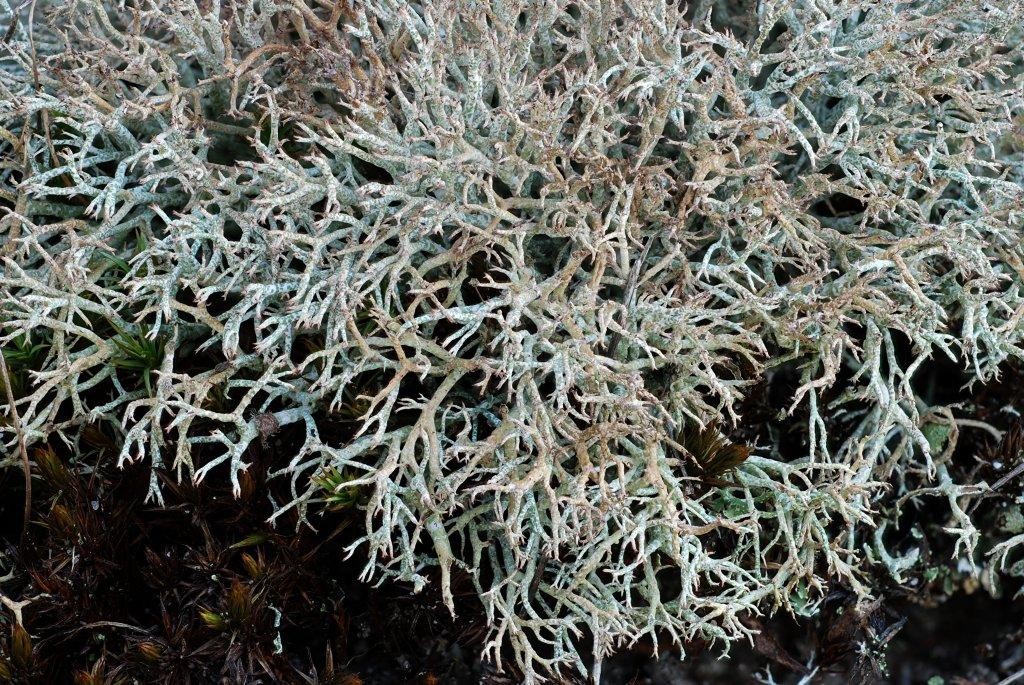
[1,0,1023,680]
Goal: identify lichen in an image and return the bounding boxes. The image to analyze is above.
[1,0,1023,681]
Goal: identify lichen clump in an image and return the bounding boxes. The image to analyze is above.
[1,0,1023,681]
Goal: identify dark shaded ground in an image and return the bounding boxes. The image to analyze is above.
[0,434,493,684]
[601,592,1024,685]
[2,440,1023,685]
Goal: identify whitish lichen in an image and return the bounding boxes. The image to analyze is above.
[1,0,1023,680]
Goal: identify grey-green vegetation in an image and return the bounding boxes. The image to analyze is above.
[1,0,1023,680]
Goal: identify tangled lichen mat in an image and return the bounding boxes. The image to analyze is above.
[1,0,1023,681]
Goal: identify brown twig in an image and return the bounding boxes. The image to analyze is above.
[988,461,1024,494]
